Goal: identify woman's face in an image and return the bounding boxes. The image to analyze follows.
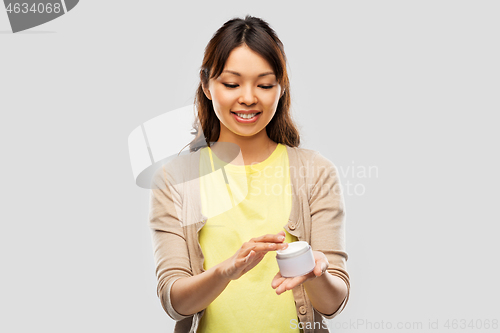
[203,44,283,140]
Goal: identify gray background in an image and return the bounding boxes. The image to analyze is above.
[1,1,498,332]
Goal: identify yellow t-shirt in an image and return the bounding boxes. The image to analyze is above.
[197,143,301,333]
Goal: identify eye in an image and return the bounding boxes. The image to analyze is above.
[223,83,275,89]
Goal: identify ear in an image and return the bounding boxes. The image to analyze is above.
[202,83,212,101]
[280,87,286,98]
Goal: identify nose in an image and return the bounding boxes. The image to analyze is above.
[238,85,257,106]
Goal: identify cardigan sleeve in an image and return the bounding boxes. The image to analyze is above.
[148,163,195,321]
[308,152,350,319]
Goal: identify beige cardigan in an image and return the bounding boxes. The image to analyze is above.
[148,145,350,333]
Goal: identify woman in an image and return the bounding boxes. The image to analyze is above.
[149,15,350,333]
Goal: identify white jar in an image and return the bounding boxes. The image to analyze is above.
[276,241,316,278]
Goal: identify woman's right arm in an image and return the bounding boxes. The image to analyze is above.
[149,163,287,318]
[170,259,231,316]
[171,232,288,316]
[149,164,195,321]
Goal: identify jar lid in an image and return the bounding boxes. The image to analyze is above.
[276,241,310,259]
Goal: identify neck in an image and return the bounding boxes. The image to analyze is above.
[211,128,277,166]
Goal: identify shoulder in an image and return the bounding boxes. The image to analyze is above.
[285,145,319,159]
[286,145,338,169]
[285,145,341,184]
[151,149,201,188]
[294,146,316,155]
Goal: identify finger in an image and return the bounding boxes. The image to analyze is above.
[248,249,268,262]
[246,242,288,253]
[273,279,287,293]
[271,271,286,289]
[251,232,286,244]
[314,262,328,277]
[243,250,255,263]
[249,251,265,262]
[240,243,257,258]
[276,275,307,295]
[241,252,266,274]
[276,278,292,295]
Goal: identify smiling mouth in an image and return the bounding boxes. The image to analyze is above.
[231,111,262,117]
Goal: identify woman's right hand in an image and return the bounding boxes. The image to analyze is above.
[217,230,289,281]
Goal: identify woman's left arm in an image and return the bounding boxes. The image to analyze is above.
[302,251,349,317]
[272,152,350,318]
[305,152,350,317]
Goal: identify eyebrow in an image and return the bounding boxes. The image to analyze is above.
[221,70,275,77]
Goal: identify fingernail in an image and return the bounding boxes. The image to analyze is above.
[278,236,285,241]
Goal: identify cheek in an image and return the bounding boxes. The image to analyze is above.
[263,91,281,108]
[212,90,233,109]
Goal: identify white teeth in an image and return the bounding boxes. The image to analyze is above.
[235,113,258,119]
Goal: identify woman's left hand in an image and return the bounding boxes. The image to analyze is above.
[271,250,329,295]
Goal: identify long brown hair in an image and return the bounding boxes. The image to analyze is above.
[181,15,300,154]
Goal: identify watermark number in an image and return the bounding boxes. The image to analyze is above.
[6,2,61,14]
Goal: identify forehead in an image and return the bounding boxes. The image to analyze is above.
[221,45,275,77]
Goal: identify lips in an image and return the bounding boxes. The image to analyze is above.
[231,111,262,115]
[231,111,262,123]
